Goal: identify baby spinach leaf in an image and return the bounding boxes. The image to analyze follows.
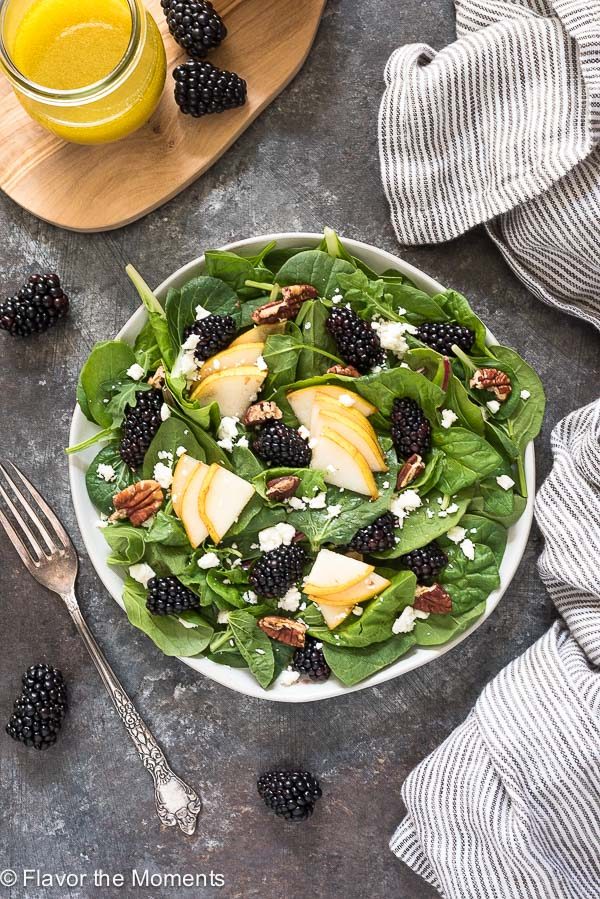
[413,600,486,646]
[384,281,449,324]
[79,341,136,427]
[85,444,135,515]
[143,511,189,548]
[143,542,192,576]
[104,378,151,429]
[444,513,507,568]
[436,290,489,355]
[262,331,300,394]
[374,488,471,558]
[103,524,146,566]
[204,248,275,298]
[122,577,213,657]
[253,467,327,504]
[165,276,240,352]
[356,366,445,422]
[440,544,500,613]
[490,345,545,450]
[484,419,520,462]
[275,250,355,297]
[444,376,485,435]
[469,479,527,527]
[133,319,162,372]
[336,270,404,322]
[323,633,416,686]
[127,266,174,368]
[142,417,204,479]
[228,610,275,688]
[433,427,502,494]
[295,300,341,378]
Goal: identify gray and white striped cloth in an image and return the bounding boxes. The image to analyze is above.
[390,399,600,898]
[379,0,600,329]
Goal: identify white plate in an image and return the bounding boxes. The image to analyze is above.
[68,233,535,703]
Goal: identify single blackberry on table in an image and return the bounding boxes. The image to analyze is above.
[183,313,237,361]
[146,576,200,616]
[119,388,163,470]
[292,637,331,682]
[349,511,398,554]
[6,664,67,750]
[0,273,69,337]
[161,0,227,58]
[249,544,306,598]
[390,397,432,461]
[416,321,475,356]
[252,421,311,468]
[173,61,247,117]
[399,541,448,585]
[257,770,322,821]
[326,306,384,374]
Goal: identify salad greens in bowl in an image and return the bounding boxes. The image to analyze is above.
[67,230,545,702]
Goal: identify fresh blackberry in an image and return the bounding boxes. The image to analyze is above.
[326,306,384,374]
[416,321,475,356]
[161,0,227,58]
[249,544,306,598]
[0,273,69,337]
[390,397,432,461]
[399,541,448,585]
[183,314,237,361]
[257,770,322,821]
[6,664,67,750]
[292,637,331,682]
[119,388,163,470]
[349,511,398,554]
[146,576,200,615]
[252,421,311,468]
[173,61,247,117]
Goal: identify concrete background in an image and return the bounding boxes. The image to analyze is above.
[0,1,598,897]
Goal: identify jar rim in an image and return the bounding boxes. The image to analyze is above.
[0,0,145,103]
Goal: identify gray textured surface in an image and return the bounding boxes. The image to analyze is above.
[0,1,599,897]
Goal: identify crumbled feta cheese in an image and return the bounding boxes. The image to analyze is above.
[370,319,417,358]
[195,304,211,320]
[338,393,355,407]
[126,363,145,381]
[426,509,435,519]
[258,522,296,552]
[255,354,268,371]
[392,606,429,634]
[97,463,116,482]
[400,362,410,369]
[486,400,500,414]
[277,586,301,612]
[326,504,342,518]
[243,590,258,605]
[280,668,301,686]
[496,474,515,491]
[176,445,187,457]
[390,489,422,526]
[182,333,200,351]
[157,450,173,461]
[197,552,220,570]
[460,538,476,560]
[382,481,390,489]
[153,462,173,490]
[307,492,327,509]
[304,322,312,331]
[331,290,343,304]
[447,526,467,544]
[217,611,230,624]
[352,606,364,617]
[287,496,307,511]
[520,389,531,400]
[255,649,266,656]
[446,503,459,515]
[308,438,319,449]
[298,425,310,440]
[236,436,249,449]
[216,415,239,451]
[441,409,458,429]
[96,516,109,529]
[326,463,337,473]
[129,563,156,587]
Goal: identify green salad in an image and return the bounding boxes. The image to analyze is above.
[70,229,545,690]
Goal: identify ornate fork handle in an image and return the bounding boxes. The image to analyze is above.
[63,590,201,835]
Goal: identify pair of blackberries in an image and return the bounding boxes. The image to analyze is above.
[0,273,69,338]
[6,664,68,750]
[349,514,448,583]
[162,1,247,117]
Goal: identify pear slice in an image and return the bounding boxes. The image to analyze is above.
[306,572,390,607]
[172,454,202,518]
[316,393,380,443]
[314,385,376,417]
[180,462,211,548]
[317,601,355,630]
[198,463,255,544]
[311,405,387,473]
[311,428,379,498]
[190,366,267,418]
[229,323,286,346]
[199,343,265,380]
[287,385,376,427]
[304,548,374,595]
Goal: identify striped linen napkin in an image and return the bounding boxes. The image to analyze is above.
[390,399,600,898]
[378,0,600,329]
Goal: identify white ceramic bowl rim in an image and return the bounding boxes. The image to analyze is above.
[68,233,535,703]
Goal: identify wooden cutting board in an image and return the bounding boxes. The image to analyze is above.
[0,0,326,232]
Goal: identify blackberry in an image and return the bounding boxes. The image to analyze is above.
[391,397,432,461]
[173,61,247,117]
[399,541,448,585]
[249,544,306,598]
[146,576,200,615]
[0,273,69,337]
[326,306,384,374]
[6,664,67,750]
[257,770,322,821]
[292,637,331,682]
[161,0,227,58]
[184,314,237,361]
[252,421,311,468]
[416,321,475,356]
[119,388,163,470]
[349,511,398,554]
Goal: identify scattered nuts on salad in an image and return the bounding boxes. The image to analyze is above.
[258,616,307,648]
[326,363,361,377]
[413,583,453,615]
[396,453,425,489]
[265,475,301,502]
[242,401,282,426]
[110,480,164,527]
[470,367,512,401]
[251,284,317,324]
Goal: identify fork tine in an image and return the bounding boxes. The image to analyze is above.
[0,505,39,571]
[0,464,57,554]
[8,462,71,550]
[0,482,46,559]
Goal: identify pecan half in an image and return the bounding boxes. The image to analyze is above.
[242,400,282,427]
[326,363,361,378]
[266,475,301,502]
[396,454,425,490]
[251,284,318,324]
[110,480,164,527]
[147,365,165,389]
[413,583,452,614]
[469,368,512,402]
[258,616,307,648]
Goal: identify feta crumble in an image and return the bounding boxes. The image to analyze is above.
[176,445,187,457]
[304,322,312,331]
[97,463,116,482]
[126,363,145,381]
[280,669,301,686]
[258,522,296,552]
[392,606,429,634]
[217,416,240,451]
[256,354,268,371]
[338,393,355,407]
[326,504,342,519]
[243,590,258,605]
[195,304,211,320]
[496,474,515,491]
[153,462,173,490]
[520,389,531,400]
[298,425,310,440]
[277,586,301,612]
[446,526,467,544]
[390,489,422,526]
[307,492,327,509]
[486,400,500,414]
[370,319,417,359]
[287,496,307,511]
[459,538,476,560]
[129,563,156,588]
[441,409,458,429]
[198,552,220,570]
[352,606,364,617]
[217,611,230,624]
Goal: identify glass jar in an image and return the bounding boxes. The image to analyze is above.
[0,0,166,144]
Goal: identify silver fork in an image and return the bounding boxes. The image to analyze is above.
[0,462,201,835]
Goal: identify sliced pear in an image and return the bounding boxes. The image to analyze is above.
[230,323,286,346]
[198,463,255,544]
[316,393,380,442]
[287,385,376,427]
[306,572,390,607]
[190,366,267,418]
[311,405,387,473]
[317,601,355,630]
[304,548,374,594]
[199,343,265,380]
[311,428,379,498]
[315,385,376,417]
[172,454,202,518]
[180,462,211,548]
